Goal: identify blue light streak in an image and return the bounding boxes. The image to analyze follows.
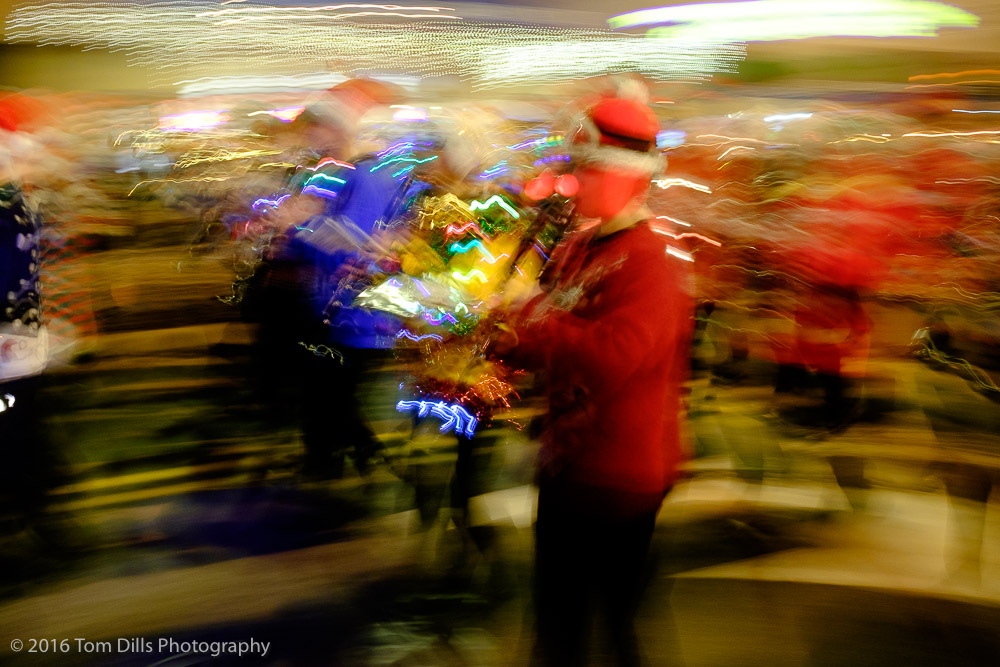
[396,330,444,343]
[252,194,291,210]
[305,173,347,186]
[370,155,438,173]
[412,278,431,297]
[302,185,339,199]
[396,399,479,437]
[449,239,497,263]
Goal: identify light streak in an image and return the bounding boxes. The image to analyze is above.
[507,139,544,150]
[158,110,230,131]
[0,394,14,412]
[445,221,487,238]
[656,215,692,227]
[828,134,893,144]
[906,80,1000,89]
[175,72,351,97]
[252,194,291,210]
[248,106,305,122]
[449,240,497,263]
[298,342,344,362]
[127,177,230,197]
[696,134,769,144]
[653,178,712,193]
[377,141,429,158]
[315,157,356,170]
[936,177,1000,184]
[305,173,347,186]
[652,227,722,246]
[174,148,279,169]
[451,269,489,284]
[6,4,743,90]
[302,185,339,199]
[902,130,1000,138]
[609,0,979,41]
[666,246,695,262]
[478,166,508,180]
[533,244,550,261]
[396,330,443,342]
[910,69,1000,81]
[198,5,460,18]
[216,13,461,26]
[393,108,429,122]
[952,109,1000,114]
[424,311,459,325]
[469,195,520,219]
[370,155,438,172]
[718,146,754,159]
[480,253,510,265]
[396,399,479,437]
[763,113,812,122]
[479,161,509,177]
[412,279,431,297]
[675,233,720,246]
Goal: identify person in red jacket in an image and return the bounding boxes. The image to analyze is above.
[496,83,693,667]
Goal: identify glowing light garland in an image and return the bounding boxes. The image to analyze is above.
[397,399,479,437]
[469,194,520,218]
[302,184,339,199]
[305,173,347,186]
[252,194,291,210]
[449,239,497,262]
[452,269,489,284]
[370,155,438,172]
[396,330,443,342]
[6,2,744,90]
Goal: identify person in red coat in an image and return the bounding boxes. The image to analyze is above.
[496,82,693,667]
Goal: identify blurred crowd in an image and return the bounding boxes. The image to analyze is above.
[3,75,1000,663]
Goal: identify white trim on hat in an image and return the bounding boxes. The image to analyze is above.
[571,143,666,175]
[569,113,666,175]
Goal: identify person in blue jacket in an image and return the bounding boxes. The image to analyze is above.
[245,149,430,478]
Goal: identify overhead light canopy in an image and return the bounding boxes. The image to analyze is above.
[608,0,980,42]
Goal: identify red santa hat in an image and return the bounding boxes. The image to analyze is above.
[569,77,666,176]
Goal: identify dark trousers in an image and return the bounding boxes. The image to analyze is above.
[1,376,61,521]
[533,483,660,667]
[300,346,385,477]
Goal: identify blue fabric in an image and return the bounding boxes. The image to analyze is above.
[286,156,429,349]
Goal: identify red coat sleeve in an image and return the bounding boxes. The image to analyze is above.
[512,230,691,394]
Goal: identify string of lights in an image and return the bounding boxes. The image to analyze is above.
[6,2,745,90]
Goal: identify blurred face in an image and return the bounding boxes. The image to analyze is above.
[572,165,651,221]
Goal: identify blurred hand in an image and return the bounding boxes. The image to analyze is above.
[484,321,519,358]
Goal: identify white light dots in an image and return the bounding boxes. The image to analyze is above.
[5,2,745,91]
